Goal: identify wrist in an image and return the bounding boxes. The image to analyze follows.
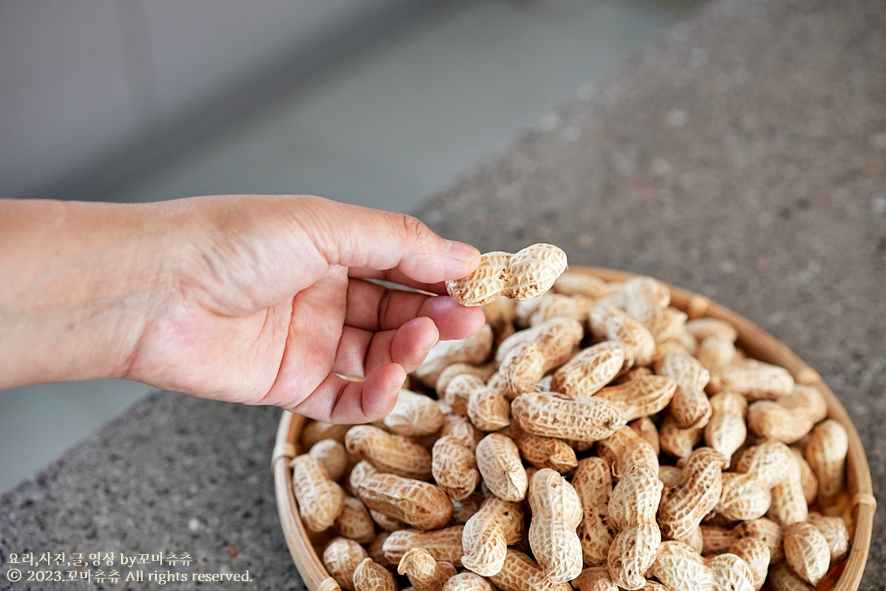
[0,199,166,388]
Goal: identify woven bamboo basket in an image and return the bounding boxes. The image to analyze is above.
[272,266,875,591]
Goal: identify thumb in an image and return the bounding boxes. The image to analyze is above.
[296,196,480,284]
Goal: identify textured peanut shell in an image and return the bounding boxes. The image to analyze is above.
[659,414,703,459]
[791,449,818,505]
[437,363,498,401]
[335,496,376,544]
[462,496,526,576]
[345,425,433,481]
[768,561,816,591]
[551,341,627,398]
[607,465,663,590]
[655,352,712,429]
[685,318,738,343]
[518,293,594,327]
[383,526,466,567]
[308,439,350,482]
[498,342,545,399]
[452,492,485,525]
[467,381,512,432]
[432,436,481,500]
[291,454,346,533]
[353,558,396,591]
[594,375,677,422]
[367,532,391,565]
[487,550,573,591]
[704,392,747,464]
[475,433,528,502]
[527,469,584,583]
[355,472,454,530]
[767,456,809,526]
[511,392,626,443]
[707,359,795,400]
[553,272,609,298]
[645,307,688,345]
[736,440,797,488]
[729,538,770,591]
[502,243,569,300]
[807,512,850,563]
[630,417,661,456]
[442,573,496,591]
[804,419,848,506]
[398,547,458,591]
[783,522,830,585]
[323,537,368,591]
[649,541,714,591]
[302,421,352,449]
[414,324,494,387]
[572,457,615,567]
[696,337,738,369]
[446,252,512,307]
[505,425,577,473]
[658,447,727,540]
[385,389,446,437]
[623,276,670,324]
[439,414,484,452]
[590,305,656,367]
[716,472,772,521]
[597,426,659,478]
[571,567,619,591]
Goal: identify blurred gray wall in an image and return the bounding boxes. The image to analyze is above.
[0,0,433,200]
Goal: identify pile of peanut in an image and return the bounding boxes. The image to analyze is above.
[291,263,852,591]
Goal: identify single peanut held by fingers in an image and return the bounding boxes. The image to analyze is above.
[398,547,458,591]
[323,537,369,590]
[291,454,346,532]
[446,244,567,307]
[527,469,583,583]
[353,558,397,591]
[462,496,526,576]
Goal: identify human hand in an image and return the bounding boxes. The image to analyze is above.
[122,195,484,423]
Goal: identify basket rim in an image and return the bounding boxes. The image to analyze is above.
[273,265,875,591]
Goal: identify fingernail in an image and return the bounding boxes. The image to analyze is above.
[446,240,479,263]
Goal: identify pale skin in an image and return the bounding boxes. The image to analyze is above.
[0,195,485,423]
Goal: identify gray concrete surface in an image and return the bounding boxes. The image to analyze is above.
[1,0,884,589]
